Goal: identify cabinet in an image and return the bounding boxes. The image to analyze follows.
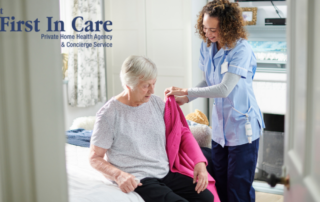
[245,25,286,41]
[246,25,287,115]
[247,25,287,195]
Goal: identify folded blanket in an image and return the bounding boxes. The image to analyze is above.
[66,128,92,147]
[164,96,220,202]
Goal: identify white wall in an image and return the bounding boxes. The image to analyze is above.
[62,1,289,127]
[63,83,105,130]
[190,0,208,116]
[63,0,209,124]
[145,0,193,115]
[104,0,193,115]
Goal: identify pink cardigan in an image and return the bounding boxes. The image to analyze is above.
[164,96,220,202]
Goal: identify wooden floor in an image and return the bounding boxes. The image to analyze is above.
[256,192,283,202]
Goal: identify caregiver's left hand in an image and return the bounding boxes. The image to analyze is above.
[193,162,208,194]
[164,86,188,97]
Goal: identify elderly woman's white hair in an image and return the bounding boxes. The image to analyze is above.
[120,55,157,90]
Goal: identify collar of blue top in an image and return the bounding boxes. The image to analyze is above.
[212,39,242,59]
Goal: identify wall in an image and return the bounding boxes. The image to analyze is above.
[63,83,105,130]
[145,0,193,115]
[104,0,193,115]
[190,0,209,116]
[63,1,289,129]
[63,0,208,130]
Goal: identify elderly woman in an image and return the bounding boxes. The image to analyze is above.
[89,55,214,202]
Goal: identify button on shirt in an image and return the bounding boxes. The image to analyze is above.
[199,39,265,147]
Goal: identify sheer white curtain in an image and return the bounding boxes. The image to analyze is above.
[67,0,106,107]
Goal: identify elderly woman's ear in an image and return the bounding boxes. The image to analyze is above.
[125,84,134,101]
[125,85,131,91]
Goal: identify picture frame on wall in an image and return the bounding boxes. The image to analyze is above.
[242,7,258,25]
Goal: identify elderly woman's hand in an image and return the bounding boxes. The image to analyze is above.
[164,86,188,98]
[115,171,142,193]
[193,162,208,194]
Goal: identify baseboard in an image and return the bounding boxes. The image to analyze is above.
[253,180,284,195]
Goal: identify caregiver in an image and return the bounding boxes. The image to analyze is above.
[164,0,265,202]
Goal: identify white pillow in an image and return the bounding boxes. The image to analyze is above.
[189,125,212,148]
[70,116,96,130]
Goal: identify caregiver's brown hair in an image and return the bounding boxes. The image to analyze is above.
[196,0,247,48]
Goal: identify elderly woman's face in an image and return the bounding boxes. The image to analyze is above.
[131,78,156,103]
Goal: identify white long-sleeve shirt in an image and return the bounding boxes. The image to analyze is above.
[187,72,241,101]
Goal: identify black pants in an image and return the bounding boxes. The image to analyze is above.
[200,147,214,178]
[135,171,213,202]
[211,139,259,202]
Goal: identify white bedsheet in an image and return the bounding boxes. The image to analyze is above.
[66,144,144,202]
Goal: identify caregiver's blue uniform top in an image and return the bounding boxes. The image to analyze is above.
[199,39,265,147]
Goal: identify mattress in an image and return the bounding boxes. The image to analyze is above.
[65,144,145,202]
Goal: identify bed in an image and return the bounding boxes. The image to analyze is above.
[65,144,145,202]
[65,117,212,202]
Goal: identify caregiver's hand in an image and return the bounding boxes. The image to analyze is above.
[164,86,188,97]
[115,171,142,193]
[193,162,208,194]
[175,96,189,106]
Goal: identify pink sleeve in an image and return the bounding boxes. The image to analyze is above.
[180,127,208,167]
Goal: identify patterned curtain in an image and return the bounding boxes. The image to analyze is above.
[67,0,106,107]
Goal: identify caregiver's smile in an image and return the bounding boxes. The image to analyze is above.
[202,13,220,44]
